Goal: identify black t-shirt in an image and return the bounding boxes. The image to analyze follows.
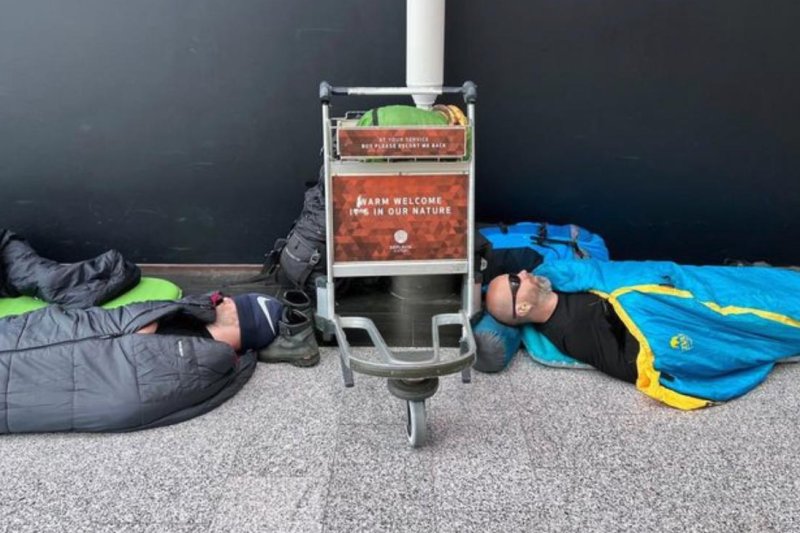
[533,292,638,383]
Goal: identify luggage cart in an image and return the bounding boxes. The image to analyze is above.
[316,81,478,447]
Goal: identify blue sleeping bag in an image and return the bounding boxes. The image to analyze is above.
[536,259,800,409]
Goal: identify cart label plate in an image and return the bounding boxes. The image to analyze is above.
[337,127,467,158]
[333,174,468,261]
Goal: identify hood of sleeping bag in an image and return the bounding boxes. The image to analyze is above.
[535,259,800,409]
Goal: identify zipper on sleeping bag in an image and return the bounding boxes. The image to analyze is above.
[122,299,214,333]
[0,298,216,354]
[0,332,125,354]
[0,308,172,354]
[0,310,184,353]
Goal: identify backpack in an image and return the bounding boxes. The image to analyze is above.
[258,167,341,295]
[476,222,609,283]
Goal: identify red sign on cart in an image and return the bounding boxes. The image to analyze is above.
[337,127,467,158]
[333,174,468,262]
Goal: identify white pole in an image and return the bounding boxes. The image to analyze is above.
[406,0,445,109]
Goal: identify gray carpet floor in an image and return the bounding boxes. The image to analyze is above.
[1,348,799,533]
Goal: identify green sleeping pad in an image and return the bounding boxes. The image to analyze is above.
[0,277,182,319]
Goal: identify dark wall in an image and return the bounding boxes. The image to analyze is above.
[2,1,799,265]
[451,1,800,264]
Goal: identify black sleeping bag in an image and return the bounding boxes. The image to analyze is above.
[0,295,256,433]
[0,229,140,308]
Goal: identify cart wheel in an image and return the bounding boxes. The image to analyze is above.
[406,400,427,447]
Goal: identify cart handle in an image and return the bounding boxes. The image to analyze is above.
[320,81,477,105]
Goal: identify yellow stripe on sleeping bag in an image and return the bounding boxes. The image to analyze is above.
[600,284,800,409]
[599,286,710,410]
[701,302,800,328]
[612,285,800,329]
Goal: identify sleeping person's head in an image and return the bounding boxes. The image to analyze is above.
[206,293,283,352]
[232,293,282,351]
[485,271,556,326]
[136,292,283,352]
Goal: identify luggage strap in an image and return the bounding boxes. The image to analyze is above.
[295,248,322,288]
[222,239,286,288]
[534,224,589,259]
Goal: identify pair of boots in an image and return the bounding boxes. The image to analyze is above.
[257,289,320,367]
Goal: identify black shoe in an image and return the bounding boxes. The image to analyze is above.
[257,308,320,367]
[280,289,313,316]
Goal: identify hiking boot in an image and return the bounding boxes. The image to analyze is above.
[257,308,320,367]
[281,288,328,342]
[281,289,313,316]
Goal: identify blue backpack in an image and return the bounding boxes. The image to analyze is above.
[476,222,609,284]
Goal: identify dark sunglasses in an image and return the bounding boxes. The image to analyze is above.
[508,273,521,319]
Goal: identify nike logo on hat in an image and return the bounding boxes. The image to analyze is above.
[257,296,277,335]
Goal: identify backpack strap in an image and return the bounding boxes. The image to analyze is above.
[293,248,322,289]
[262,238,287,274]
[568,225,589,259]
[532,223,589,259]
[536,223,548,244]
[222,238,287,288]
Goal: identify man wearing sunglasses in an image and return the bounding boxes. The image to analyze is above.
[485,270,640,383]
[484,259,800,410]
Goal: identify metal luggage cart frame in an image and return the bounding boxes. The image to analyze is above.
[316,81,478,446]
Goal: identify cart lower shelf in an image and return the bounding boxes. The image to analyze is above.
[323,312,475,447]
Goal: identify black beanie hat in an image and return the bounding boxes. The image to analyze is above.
[232,293,283,352]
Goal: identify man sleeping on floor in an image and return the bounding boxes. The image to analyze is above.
[0,229,314,434]
[485,259,800,409]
